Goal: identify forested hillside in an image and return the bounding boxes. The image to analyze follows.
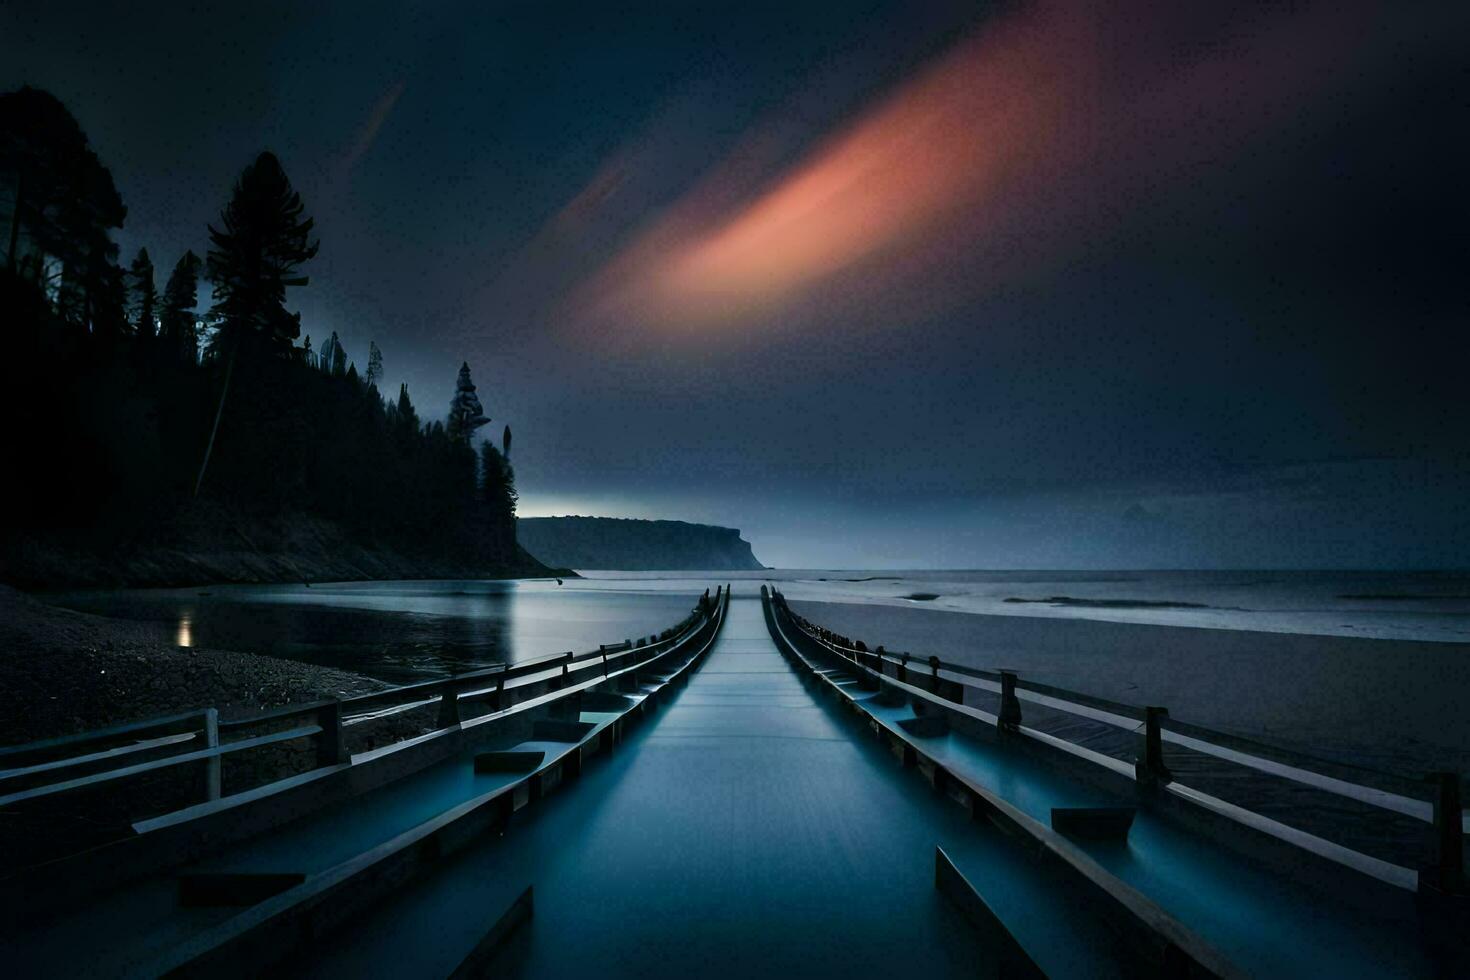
[0,87,540,587]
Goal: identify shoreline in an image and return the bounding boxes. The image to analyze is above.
[0,586,389,748]
[789,597,1470,778]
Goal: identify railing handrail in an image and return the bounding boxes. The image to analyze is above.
[0,593,719,810]
[0,707,215,769]
[772,589,1449,812]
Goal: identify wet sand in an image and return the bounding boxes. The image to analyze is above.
[790,598,1470,777]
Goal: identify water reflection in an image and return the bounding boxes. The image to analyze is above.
[53,580,701,685]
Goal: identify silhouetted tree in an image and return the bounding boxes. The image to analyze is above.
[160,250,201,362]
[196,151,318,495]
[365,341,383,388]
[502,424,512,458]
[205,152,317,358]
[396,382,419,435]
[481,440,518,525]
[128,247,156,339]
[0,87,126,294]
[446,361,489,444]
[317,331,351,375]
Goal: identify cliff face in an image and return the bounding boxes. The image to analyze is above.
[517,517,764,571]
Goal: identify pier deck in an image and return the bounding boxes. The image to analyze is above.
[290,594,1123,977]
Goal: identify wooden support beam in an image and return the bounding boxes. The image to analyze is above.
[934,847,1045,979]
[448,886,534,979]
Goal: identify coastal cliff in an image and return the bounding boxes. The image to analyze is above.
[517,517,764,570]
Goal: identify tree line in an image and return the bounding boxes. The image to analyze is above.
[1,86,520,573]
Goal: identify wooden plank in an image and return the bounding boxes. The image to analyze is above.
[178,872,306,907]
[447,886,534,980]
[934,847,1045,979]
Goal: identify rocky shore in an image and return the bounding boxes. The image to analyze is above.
[0,585,387,748]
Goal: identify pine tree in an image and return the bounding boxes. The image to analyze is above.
[480,440,519,555]
[502,424,512,458]
[160,250,202,362]
[196,151,318,495]
[396,383,419,436]
[0,87,126,296]
[205,151,318,358]
[365,341,383,388]
[328,331,347,377]
[446,361,489,444]
[128,247,157,339]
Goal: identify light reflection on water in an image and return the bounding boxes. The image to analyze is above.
[53,579,706,684]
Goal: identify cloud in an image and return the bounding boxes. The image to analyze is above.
[554,1,1396,339]
[341,79,405,175]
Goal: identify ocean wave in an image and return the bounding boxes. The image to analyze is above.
[1003,596,1213,610]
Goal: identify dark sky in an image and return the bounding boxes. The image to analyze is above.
[4,1,1466,568]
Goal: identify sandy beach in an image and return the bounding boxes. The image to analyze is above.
[791,598,1470,778]
[0,586,387,747]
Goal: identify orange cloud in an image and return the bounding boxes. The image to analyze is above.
[342,80,406,174]
[558,1,1393,337]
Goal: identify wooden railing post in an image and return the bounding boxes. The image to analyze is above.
[1421,772,1465,896]
[998,672,1022,733]
[437,679,461,728]
[1137,706,1172,785]
[494,674,507,712]
[202,708,221,801]
[897,651,908,684]
[928,656,941,693]
[316,701,346,768]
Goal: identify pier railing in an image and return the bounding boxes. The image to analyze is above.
[0,594,718,823]
[771,589,1465,896]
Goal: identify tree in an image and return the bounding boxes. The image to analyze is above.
[480,440,518,529]
[128,247,156,338]
[446,361,489,444]
[205,151,317,358]
[0,87,126,294]
[195,150,318,495]
[160,250,201,361]
[396,382,419,436]
[502,424,512,458]
[318,330,347,376]
[365,341,383,388]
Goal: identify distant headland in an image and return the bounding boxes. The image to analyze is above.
[517,517,764,571]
